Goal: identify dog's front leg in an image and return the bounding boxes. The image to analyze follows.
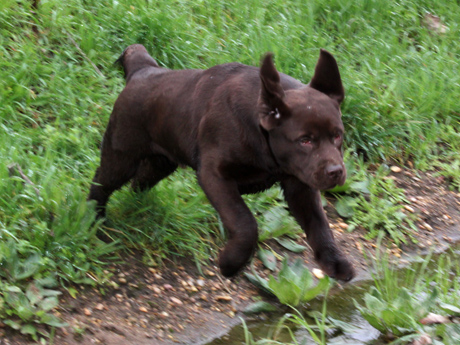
[197,168,258,277]
[281,176,355,281]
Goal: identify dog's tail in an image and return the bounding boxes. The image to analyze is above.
[115,44,160,82]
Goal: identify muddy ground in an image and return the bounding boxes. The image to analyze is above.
[1,168,460,345]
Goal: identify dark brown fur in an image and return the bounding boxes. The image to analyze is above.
[88,44,354,281]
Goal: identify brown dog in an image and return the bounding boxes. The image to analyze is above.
[88,44,354,281]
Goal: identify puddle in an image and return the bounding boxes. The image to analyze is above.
[207,241,460,345]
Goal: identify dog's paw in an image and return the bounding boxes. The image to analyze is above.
[315,248,355,282]
[218,241,256,277]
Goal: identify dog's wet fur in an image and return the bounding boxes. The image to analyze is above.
[88,44,355,281]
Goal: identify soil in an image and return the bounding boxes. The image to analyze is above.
[1,168,460,345]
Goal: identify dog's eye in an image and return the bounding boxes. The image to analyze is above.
[334,133,342,142]
[299,137,313,146]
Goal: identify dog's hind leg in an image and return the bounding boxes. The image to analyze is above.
[131,155,178,192]
[88,131,142,219]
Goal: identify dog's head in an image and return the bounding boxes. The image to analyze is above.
[259,50,346,190]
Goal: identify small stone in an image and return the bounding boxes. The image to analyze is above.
[170,297,183,306]
[83,308,92,316]
[423,222,433,231]
[95,303,104,311]
[404,205,415,213]
[163,284,173,290]
[139,306,148,313]
[390,166,402,173]
[338,222,349,230]
[215,295,232,302]
[196,279,205,287]
[312,268,325,279]
[118,277,127,284]
[204,269,215,277]
[227,311,235,318]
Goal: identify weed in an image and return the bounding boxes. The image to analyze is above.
[349,166,417,244]
[355,244,460,343]
[435,157,460,192]
[245,257,331,307]
[329,158,417,244]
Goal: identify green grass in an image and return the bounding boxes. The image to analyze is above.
[1,0,460,340]
[243,244,460,344]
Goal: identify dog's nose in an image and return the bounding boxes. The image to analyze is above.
[326,164,343,179]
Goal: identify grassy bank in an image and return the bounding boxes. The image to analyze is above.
[1,0,459,341]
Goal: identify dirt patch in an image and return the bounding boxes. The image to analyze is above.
[2,169,460,345]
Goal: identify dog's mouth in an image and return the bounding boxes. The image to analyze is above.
[309,166,346,191]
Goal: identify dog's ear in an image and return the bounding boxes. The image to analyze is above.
[309,49,345,104]
[259,53,287,130]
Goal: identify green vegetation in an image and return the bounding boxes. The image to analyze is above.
[328,156,417,245]
[245,257,331,307]
[244,250,460,344]
[1,0,460,342]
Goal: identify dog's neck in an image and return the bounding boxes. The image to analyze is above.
[259,125,282,170]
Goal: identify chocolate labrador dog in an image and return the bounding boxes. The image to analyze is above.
[88,44,354,281]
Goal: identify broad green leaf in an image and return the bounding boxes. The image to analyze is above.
[328,316,362,334]
[244,272,272,295]
[15,253,41,280]
[363,293,385,315]
[327,180,352,193]
[243,301,278,314]
[277,258,298,284]
[26,283,43,306]
[301,276,330,303]
[335,197,356,218]
[40,313,68,327]
[350,180,370,194]
[5,285,22,293]
[4,319,22,330]
[39,296,59,312]
[67,287,78,299]
[20,324,37,337]
[41,288,62,297]
[35,275,58,288]
[275,238,306,253]
[439,303,460,315]
[381,309,396,326]
[320,194,328,207]
[289,258,309,279]
[268,276,301,305]
[257,248,277,271]
[360,311,387,332]
[5,291,35,320]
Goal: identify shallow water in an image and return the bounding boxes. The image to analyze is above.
[207,242,460,345]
